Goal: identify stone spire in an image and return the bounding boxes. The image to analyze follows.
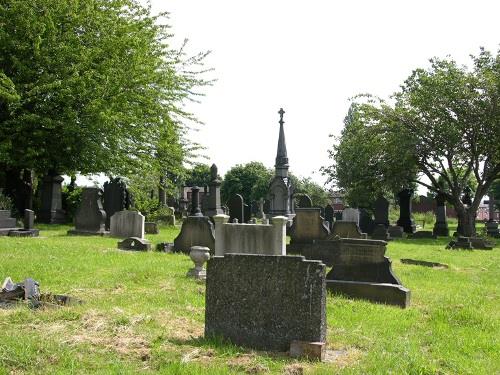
[275,108,289,177]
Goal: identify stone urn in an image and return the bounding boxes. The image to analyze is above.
[187,246,211,280]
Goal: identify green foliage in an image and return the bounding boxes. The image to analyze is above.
[0,0,210,178]
[146,206,174,224]
[221,162,273,204]
[61,185,82,222]
[293,176,330,207]
[184,163,212,187]
[0,189,13,211]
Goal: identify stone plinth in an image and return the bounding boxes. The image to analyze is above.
[110,211,145,239]
[214,214,286,256]
[173,216,215,254]
[205,254,326,351]
[289,208,329,245]
[371,224,390,241]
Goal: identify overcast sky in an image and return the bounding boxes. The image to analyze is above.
[149,0,499,188]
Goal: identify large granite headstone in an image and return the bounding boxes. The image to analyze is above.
[228,194,244,223]
[373,196,389,227]
[205,254,326,351]
[289,208,329,245]
[396,189,416,234]
[433,193,449,237]
[103,177,131,230]
[68,187,107,236]
[342,207,359,224]
[110,210,145,238]
[38,173,66,224]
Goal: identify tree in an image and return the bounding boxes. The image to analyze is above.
[184,164,213,187]
[221,162,273,204]
[324,48,500,236]
[0,0,209,181]
[293,177,331,207]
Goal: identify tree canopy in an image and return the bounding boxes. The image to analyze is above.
[324,48,500,235]
[0,0,209,178]
[221,162,273,204]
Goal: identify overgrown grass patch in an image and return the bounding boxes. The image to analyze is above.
[1,224,499,374]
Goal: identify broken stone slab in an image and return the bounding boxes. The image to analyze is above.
[117,237,152,251]
[400,258,448,269]
[289,341,325,361]
[1,277,40,302]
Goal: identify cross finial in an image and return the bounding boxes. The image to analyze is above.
[278,108,285,126]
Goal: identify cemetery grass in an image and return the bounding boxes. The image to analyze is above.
[0,225,498,374]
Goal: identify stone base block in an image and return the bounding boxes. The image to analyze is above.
[0,218,17,228]
[38,209,66,224]
[118,237,151,251]
[387,226,404,238]
[410,231,437,239]
[8,229,39,237]
[289,340,325,361]
[67,229,110,236]
[326,280,410,308]
[186,267,206,280]
[0,228,20,236]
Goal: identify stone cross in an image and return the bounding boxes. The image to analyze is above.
[278,108,285,125]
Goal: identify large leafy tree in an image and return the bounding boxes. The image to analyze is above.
[0,0,209,181]
[221,162,273,204]
[325,48,500,236]
[293,177,331,207]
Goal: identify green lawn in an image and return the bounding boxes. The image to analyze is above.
[0,224,499,374]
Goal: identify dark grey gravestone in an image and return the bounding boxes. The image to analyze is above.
[298,194,313,208]
[145,222,159,234]
[371,224,390,241]
[373,196,389,227]
[8,209,39,237]
[205,164,224,217]
[263,199,270,215]
[103,177,131,230]
[228,194,244,224]
[118,237,151,251]
[396,189,416,234]
[359,209,375,235]
[68,187,107,236]
[0,210,17,229]
[243,203,251,223]
[388,225,404,238]
[324,204,334,229]
[447,236,473,250]
[173,216,215,254]
[24,209,35,230]
[205,254,326,351]
[433,193,449,237]
[38,173,66,224]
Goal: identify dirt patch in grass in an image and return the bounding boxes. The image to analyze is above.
[324,347,363,368]
[155,309,204,341]
[282,363,308,375]
[227,354,269,374]
[180,348,215,364]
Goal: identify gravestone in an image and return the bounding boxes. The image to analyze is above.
[302,238,410,307]
[433,193,449,237]
[145,222,159,234]
[410,231,437,239]
[371,224,390,241]
[324,204,334,230]
[103,178,131,230]
[256,198,265,219]
[205,254,326,351]
[329,221,367,239]
[396,189,416,233]
[110,211,145,239]
[359,209,375,235]
[68,187,107,236]
[373,196,390,227]
[0,210,17,232]
[118,237,151,251]
[228,194,244,224]
[342,207,359,224]
[173,186,215,254]
[214,215,287,256]
[298,194,313,208]
[7,209,39,237]
[289,208,330,245]
[243,203,251,223]
[334,211,343,221]
[38,173,66,224]
[388,225,404,238]
[263,199,270,215]
[24,209,35,230]
[250,201,259,216]
[485,195,500,238]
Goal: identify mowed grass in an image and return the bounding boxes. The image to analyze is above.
[0,224,499,374]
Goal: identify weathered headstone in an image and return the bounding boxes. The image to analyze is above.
[103,178,131,230]
[373,196,390,227]
[485,194,500,238]
[214,215,287,256]
[38,173,66,224]
[24,209,35,230]
[144,222,159,234]
[0,210,17,231]
[298,194,313,208]
[324,204,334,230]
[205,254,326,351]
[110,211,145,239]
[228,194,244,224]
[118,237,151,251]
[359,209,375,235]
[263,199,271,215]
[342,207,359,224]
[68,187,107,236]
[7,209,39,237]
[396,189,416,234]
[243,203,251,223]
[388,225,404,238]
[328,221,367,239]
[289,208,330,245]
[371,224,390,241]
[433,193,449,237]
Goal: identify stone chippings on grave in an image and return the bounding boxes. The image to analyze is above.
[303,238,410,307]
[396,189,416,234]
[110,210,145,239]
[328,221,367,239]
[289,208,329,249]
[68,187,108,236]
[433,193,449,237]
[214,214,287,256]
[205,254,326,351]
[38,173,66,224]
[103,177,131,230]
[173,186,215,254]
[228,194,244,224]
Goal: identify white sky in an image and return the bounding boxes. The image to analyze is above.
[149,0,499,188]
